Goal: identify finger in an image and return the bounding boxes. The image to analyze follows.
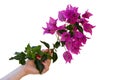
[44,59,51,67]
[41,62,49,74]
[30,67,39,74]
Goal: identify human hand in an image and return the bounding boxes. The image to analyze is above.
[23,49,52,75]
[0,50,52,80]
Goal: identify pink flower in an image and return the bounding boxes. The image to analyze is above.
[73,30,88,44]
[82,10,93,19]
[63,51,73,63]
[58,10,66,21]
[65,5,80,24]
[80,34,88,44]
[71,40,81,54]
[64,31,83,54]
[65,39,72,51]
[83,23,95,35]
[58,24,66,30]
[57,24,66,36]
[49,17,57,25]
[74,31,83,39]
[43,17,58,34]
[61,32,71,41]
[79,18,88,25]
[58,5,80,24]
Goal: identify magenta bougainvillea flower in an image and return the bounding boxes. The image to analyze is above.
[63,51,73,63]
[79,18,88,25]
[58,5,80,24]
[61,32,71,42]
[83,23,95,35]
[65,5,80,24]
[58,11,66,21]
[43,17,58,34]
[82,10,93,19]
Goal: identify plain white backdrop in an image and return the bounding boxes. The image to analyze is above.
[0,0,120,80]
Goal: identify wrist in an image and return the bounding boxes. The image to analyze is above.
[20,65,28,77]
[11,66,27,80]
[0,66,27,80]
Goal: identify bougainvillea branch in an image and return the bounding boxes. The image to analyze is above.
[9,4,95,74]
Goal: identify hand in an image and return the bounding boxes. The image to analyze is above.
[0,50,52,80]
[24,49,52,75]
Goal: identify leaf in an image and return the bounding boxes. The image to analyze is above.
[54,41,60,48]
[75,22,83,33]
[57,29,66,34]
[31,45,41,55]
[9,52,26,65]
[25,44,32,59]
[25,44,35,60]
[61,41,65,47]
[40,41,50,49]
[41,54,48,62]
[66,25,73,30]
[19,59,26,65]
[69,30,74,37]
[26,52,36,60]
[38,51,45,56]
[34,59,44,74]
[52,52,58,63]
[25,44,31,53]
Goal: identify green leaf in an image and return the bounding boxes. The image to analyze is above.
[31,45,41,54]
[41,54,48,62]
[66,25,73,30]
[57,30,66,34]
[52,52,58,63]
[69,30,74,37]
[75,22,83,33]
[40,41,50,49]
[26,52,35,60]
[34,59,44,74]
[54,41,60,48]
[25,44,31,53]
[61,41,65,47]
[25,44,35,60]
[9,52,26,65]
[19,59,26,65]
[38,51,45,56]
[25,44,32,58]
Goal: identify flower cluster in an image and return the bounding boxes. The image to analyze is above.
[43,5,95,63]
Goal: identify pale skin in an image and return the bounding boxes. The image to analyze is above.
[0,50,52,80]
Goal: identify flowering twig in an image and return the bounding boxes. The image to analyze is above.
[9,4,95,74]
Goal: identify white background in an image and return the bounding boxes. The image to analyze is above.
[0,0,120,80]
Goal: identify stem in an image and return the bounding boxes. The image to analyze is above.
[55,33,60,41]
[55,31,67,52]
